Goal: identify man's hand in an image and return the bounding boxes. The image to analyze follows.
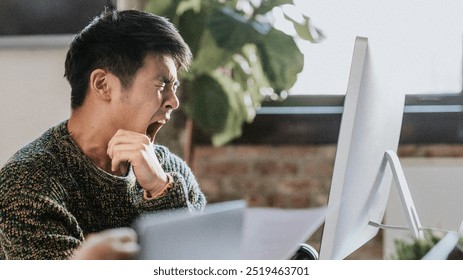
[72,228,139,260]
[107,129,169,197]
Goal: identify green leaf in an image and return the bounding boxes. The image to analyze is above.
[177,0,201,15]
[213,70,249,123]
[183,70,253,146]
[208,7,270,52]
[177,9,206,57]
[256,29,303,93]
[211,113,243,146]
[209,74,246,145]
[284,14,324,43]
[391,231,443,260]
[230,65,261,122]
[145,0,181,20]
[190,30,234,75]
[231,45,269,116]
[183,74,230,134]
[253,0,295,15]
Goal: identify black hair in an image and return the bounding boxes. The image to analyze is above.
[64,9,192,109]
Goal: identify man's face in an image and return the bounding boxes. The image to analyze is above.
[109,53,179,142]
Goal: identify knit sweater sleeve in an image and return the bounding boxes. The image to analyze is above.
[0,174,83,260]
[137,145,206,213]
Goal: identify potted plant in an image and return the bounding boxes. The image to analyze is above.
[145,0,323,152]
[390,231,442,260]
[390,230,463,260]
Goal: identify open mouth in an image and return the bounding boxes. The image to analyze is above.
[146,120,166,142]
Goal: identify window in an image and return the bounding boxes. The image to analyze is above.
[279,0,463,96]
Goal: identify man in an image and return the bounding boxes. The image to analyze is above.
[0,9,206,259]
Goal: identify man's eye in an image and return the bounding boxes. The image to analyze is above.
[157,83,166,92]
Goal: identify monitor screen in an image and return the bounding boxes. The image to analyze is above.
[319,36,407,259]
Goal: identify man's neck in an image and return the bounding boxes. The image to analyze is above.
[67,109,115,173]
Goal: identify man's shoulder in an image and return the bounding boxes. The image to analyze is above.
[152,144,189,168]
[152,143,170,154]
[152,144,182,160]
[5,128,57,162]
[0,122,67,180]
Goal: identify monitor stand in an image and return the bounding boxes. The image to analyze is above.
[421,231,460,259]
[370,150,463,259]
[367,150,424,240]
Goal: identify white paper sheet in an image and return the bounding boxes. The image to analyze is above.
[241,206,327,259]
[136,201,327,260]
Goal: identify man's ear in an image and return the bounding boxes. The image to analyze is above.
[89,69,112,102]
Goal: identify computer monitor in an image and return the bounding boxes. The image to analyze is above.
[319,36,423,260]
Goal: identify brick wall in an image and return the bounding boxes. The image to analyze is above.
[191,145,335,208]
[189,143,463,260]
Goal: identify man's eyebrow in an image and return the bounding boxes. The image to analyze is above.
[163,77,180,86]
[154,76,175,83]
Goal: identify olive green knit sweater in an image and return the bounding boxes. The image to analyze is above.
[0,121,206,259]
